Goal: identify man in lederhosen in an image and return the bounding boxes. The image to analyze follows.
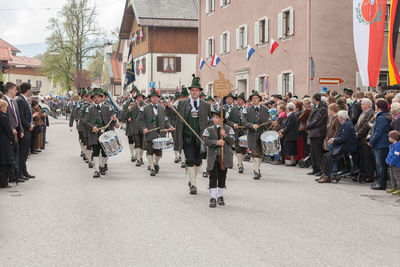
[137,90,174,176]
[165,95,180,163]
[86,89,119,178]
[122,86,145,166]
[175,76,212,194]
[243,91,270,180]
[226,92,247,174]
[79,89,94,168]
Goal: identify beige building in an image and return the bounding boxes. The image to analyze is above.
[0,38,62,96]
[198,0,400,98]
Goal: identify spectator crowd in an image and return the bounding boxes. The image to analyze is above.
[0,82,50,188]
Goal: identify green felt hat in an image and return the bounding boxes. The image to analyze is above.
[80,89,88,96]
[188,75,203,91]
[224,92,236,100]
[205,96,215,102]
[149,90,160,98]
[130,85,139,93]
[91,88,104,98]
[211,108,227,120]
[343,88,353,96]
[249,90,262,101]
[181,86,189,97]
[335,93,342,100]
[200,92,206,98]
[175,93,182,98]
[235,92,246,100]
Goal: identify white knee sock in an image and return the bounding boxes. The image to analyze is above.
[237,153,244,167]
[147,155,154,169]
[253,158,258,172]
[80,143,84,153]
[174,151,179,158]
[155,155,161,165]
[257,158,262,170]
[86,148,93,162]
[93,157,100,171]
[135,148,141,160]
[129,144,135,157]
[100,156,107,168]
[187,167,196,187]
[194,165,201,178]
[218,187,224,197]
[210,188,217,199]
[140,149,144,159]
[181,153,186,162]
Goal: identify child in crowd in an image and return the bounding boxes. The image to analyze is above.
[386,130,400,196]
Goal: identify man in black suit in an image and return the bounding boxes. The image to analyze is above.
[16,83,35,179]
[2,82,24,182]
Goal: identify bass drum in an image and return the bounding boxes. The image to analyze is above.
[260,131,281,156]
[153,137,173,150]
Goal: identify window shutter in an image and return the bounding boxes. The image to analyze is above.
[278,12,283,39]
[206,0,209,14]
[244,25,248,48]
[206,39,209,59]
[220,0,224,7]
[176,57,181,72]
[255,77,259,92]
[157,57,162,72]
[220,33,224,54]
[227,31,231,53]
[236,28,240,50]
[212,37,215,55]
[211,0,215,12]
[142,58,146,74]
[289,73,294,93]
[254,21,260,45]
[289,9,294,36]
[278,74,283,95]
[265,18,269,43]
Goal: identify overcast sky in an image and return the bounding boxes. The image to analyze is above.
[0,0,125,45]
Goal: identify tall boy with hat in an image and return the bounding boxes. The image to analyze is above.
[226,92,247,173]
[243,91,270,179]
[175,76,212,194]
[202,108,235,207]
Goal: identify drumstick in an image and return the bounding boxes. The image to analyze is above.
[236,121,271,129]
[144,128,172,134]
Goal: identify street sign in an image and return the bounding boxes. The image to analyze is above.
[319,77,345,85]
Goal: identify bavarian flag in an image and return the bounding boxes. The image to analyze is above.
[388,0,400,85]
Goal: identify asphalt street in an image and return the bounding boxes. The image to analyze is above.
[1,118,399,266]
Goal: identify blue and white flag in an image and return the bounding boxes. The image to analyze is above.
[247,45,256,61]
[199,57,206,70]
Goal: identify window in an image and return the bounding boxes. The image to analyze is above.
[385,3,390,32]
[36,80,42,87]
[136,60,140,75]
[206,0,215,14]
[27,79,31,84]
[278,71,294,95]
[379,71,389,86]
[255,17,269,45]
[236,25,248,51]
[255,76,266,93]
[141,58,146,74]
[206,37,215,59]
[16,79,22,86]
[220,0,230,7]
[220,31,230,55]
[157,57,181,73]
[278,8,294,39]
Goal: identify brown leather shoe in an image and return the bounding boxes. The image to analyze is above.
[318,177,331,183]
[315,175,325,182]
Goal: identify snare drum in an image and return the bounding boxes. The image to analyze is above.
[260,131,281,156]
[153,137,173,150]
[99,130,123,156]
[238,135,248,148]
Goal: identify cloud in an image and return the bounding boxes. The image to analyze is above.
[0,0,125,45]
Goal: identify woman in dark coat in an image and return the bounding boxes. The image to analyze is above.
[281,102,299,166]
[390,102,400,131]
[0,99,15,188]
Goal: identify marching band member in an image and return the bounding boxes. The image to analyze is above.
[226,92,247,173]
[243,91,270,180]
[137,90,174,176]
[69,91,85,159]
[203,108,235,208]
[165,96,180,163]
[122,86,145,166]
[175,76,212,194]
[79,89,94,168]
[86,89,119,178]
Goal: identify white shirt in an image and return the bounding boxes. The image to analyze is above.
[151,104,158,115]
[190,97,200,111]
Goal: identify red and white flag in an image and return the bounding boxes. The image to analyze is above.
[140,30,144,39]
[270,39,279,54]
[353,0,387,87]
